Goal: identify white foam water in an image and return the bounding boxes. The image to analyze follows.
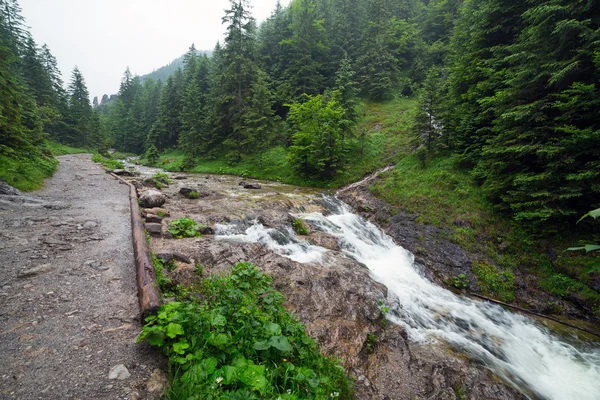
[216,196,600,400]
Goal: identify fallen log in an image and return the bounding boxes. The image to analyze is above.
[468,292,600,339]
[111,173,161,318]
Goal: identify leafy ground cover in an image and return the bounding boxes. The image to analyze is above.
[139,262,353,399]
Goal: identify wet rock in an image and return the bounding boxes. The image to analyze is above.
[0,179,20,196]
[144,208,170,217]
[108,364,131,380]
[18,264,53,278]
[139,190,166,208]
[199,225,214,235]
[155,252,192,264]
[306,233,341,251]
[142,178,160,188]
[144,223,162,236]
[172,175,187,180]
[131,180,144,190]
[145,214,163,224]
[112,169,136,177]
[239,181,262,189]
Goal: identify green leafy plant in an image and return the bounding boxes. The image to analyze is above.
[365,333,378,354]
[157,210,166,218]
[167,217,205,239]
[567,208,600,274]
[138,262,353,399]
[291,218,310,236]
[451,274,469,289]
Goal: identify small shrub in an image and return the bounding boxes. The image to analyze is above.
[366,333,378,354]
[472,262,515,302]
[291,217,310,235]
[146,145,160,166]
[185,191,200,199]
[152,172,171,185]
[167,217,205,239]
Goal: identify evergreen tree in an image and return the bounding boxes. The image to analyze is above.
[212,0,273,164]
[67,67,93,147]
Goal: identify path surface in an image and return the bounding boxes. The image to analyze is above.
[0,155,163,400]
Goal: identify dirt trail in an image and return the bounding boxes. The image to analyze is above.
[0,154,164,400]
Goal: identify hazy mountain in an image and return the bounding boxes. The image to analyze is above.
[140,50,212,83]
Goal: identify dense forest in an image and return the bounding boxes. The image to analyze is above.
[93,0,600,231]
[0,0,101,188]
[2,0,599,231]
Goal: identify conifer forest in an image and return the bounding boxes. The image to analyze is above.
[2,0,600,398]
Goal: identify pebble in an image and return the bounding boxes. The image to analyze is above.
[83,221,98,229]
[108,364,131,380]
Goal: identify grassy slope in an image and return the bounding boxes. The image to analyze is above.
[0,141,91,191]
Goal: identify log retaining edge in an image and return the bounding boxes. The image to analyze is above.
[111,173,161,318]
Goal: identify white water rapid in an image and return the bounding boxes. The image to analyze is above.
[216,196,600,400]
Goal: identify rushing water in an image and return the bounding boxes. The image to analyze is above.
[216,195,600,400]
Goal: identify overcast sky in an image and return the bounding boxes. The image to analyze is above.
[19,0,290,100]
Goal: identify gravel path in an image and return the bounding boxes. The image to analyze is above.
[0,154,164,400]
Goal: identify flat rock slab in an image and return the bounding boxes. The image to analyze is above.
[18,263,53,278]
[0,154,163,400]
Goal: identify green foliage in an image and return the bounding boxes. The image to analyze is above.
[287,93,349,178]
[451,274,469,289]
[568,208,600,275]
[167,217,205,239]
[472,262,515,303]
[91,154,125,170]
[0,147,58,191]
[145,145,160,166]
[46,141,89,156]
[152,172,171,185]
[139,262,353,399]
[291,218,310,236]
[185,191,200,200]
[365,333,378,354]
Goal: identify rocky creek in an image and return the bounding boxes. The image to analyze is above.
[123,160,600,400]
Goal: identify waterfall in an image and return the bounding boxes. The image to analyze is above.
[216,195,600,400]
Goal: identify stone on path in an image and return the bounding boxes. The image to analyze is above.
[18,264,53,278]
[108,364,131,380]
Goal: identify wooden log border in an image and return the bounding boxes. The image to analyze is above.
[111,173,161,318]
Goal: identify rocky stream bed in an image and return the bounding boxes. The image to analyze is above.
[122,163,533,400]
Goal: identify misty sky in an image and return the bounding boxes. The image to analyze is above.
[19,0,290,100]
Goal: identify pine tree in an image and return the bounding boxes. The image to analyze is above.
[212,0,273,164]
[67,66,92,147]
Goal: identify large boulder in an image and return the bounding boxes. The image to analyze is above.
[139,190,167,208]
